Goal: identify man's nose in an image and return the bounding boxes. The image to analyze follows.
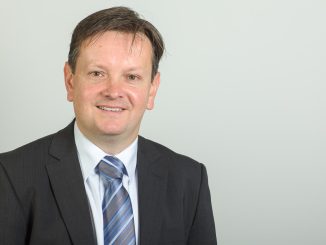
[102,77,123,98]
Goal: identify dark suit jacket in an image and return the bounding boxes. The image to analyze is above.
[0,122,217,245]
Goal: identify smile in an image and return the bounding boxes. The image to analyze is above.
[97,106,123,112]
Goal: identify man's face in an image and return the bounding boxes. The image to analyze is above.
[64,31,160,150]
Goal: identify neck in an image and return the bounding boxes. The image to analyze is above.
[89,133,137,155]
[76,127,137,156]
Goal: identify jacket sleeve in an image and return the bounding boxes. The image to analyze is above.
[187,164,218,245]
[0,162,27,245]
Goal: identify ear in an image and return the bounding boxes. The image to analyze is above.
[147,72,160,110]
[64,62,74,102]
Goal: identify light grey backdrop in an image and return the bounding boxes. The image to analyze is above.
[1,0,325,244]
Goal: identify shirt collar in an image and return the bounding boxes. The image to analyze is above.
[74,123,138,182]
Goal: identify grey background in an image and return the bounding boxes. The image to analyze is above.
[1,0,326,244]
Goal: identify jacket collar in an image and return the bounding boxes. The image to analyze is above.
[137,136,168,244]
[46,121,97,245]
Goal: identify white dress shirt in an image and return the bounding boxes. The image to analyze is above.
[74,124,139,245]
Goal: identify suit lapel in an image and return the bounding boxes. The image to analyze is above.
[46,122,96,245]
[137,137,168,244]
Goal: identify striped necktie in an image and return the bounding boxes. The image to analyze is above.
[98,156,136,245]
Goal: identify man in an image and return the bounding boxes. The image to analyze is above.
[0,6,217,245]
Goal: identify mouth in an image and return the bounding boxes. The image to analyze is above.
[97,106,124,112]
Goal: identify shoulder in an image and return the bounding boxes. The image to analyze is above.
[0,133,55,172]
[139,135,201,164]
[0,121,74,170]
[0,134,55,161]
[138,136,206,180]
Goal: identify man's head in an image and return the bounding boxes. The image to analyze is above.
[68,6,164,80]
[64,7,165,154]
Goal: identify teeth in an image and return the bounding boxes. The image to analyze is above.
[98,106,122,112]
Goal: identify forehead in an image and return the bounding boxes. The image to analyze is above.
[79,31,153,61]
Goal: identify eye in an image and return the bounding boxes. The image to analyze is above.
[127,74,139,81]
[88,71,105,78]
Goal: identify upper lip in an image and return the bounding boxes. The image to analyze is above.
[96,105,126,110]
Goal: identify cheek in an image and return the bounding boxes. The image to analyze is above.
[128,88,151,108]
[75,83,100,101]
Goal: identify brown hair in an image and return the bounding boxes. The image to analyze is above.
[68,6,165,79]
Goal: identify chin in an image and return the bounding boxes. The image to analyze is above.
[97,126,126,136]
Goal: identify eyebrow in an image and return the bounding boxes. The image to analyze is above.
[86,63,146,73]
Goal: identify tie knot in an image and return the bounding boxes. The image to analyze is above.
[98,156,127,180]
